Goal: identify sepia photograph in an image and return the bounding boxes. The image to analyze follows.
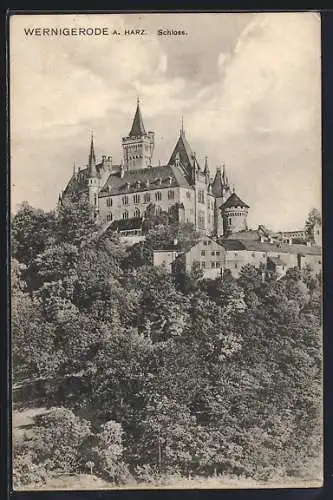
[10,12,322,490]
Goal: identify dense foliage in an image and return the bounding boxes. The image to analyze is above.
[12,200,322,487]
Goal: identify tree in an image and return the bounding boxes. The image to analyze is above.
[305,208,321,241]
[11,202,56,265]
[29,408,91,473]
[91,420,128,482]
[56,198,97,246]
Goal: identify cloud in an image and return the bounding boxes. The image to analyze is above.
[186,12,321,230]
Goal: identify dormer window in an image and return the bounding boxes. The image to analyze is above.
[146,179,150,187]
[168,176,173,185]
[136,180,141,188]
[126,182,130,190]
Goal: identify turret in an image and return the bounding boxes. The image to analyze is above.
[220,191,250,235]
[87,132,99,217]
[203,156,210,183]
[211,165,231,237]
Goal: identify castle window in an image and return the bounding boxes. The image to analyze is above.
[134,208,140,218]
[211,251,215,256]
[228,218,232,225]
[201,250,206,256]
[122,211,129,219]
[201,261,206,268]
[106,213,113,222]
[106,197,112,207]
[156,206,162,215]
[144,193,151,203]
[216,262,221,268]
[203,241,208,246]
[168,190,175,200]
[122,195,129,205]
[234,263,238,269]
[198,189,205,204]
[198,211,205,229]
[216,251,220,256]
[234,252,238,257]
[208,240,212,246]
[208,214,211,224]
[133,194,140,204]
[186,191,191,199]
[155,191,162,201]
[211,262,215,268]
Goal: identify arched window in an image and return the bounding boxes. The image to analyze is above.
[168,190,175,200]
[155,191,162,201]
[133,194,140,204]
[134,208,140,218]
[122,211,129,219]
[107,213,112,222]
[106,197,112,207]
[122,195,129,205]
[144,192,151,203]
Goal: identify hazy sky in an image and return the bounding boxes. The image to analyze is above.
[10,12,321,231]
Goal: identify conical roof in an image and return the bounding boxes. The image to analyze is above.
[211,167,224,197]
[129,99,146,137]
[221,192,249,209]
[87,133,97,177]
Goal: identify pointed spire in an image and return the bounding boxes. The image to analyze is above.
[180,115,185,137]
[129,98,146,137]
[204,156,209,175]
[88,131,97,177]
[73,161,76,176]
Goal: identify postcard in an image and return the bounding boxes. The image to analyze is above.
[10,12,322,490]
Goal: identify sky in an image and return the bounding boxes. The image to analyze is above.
[10,12,321,231]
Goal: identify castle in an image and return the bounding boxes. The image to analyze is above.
[61,99,250,238]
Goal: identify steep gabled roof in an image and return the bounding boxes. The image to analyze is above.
[168,131,196,170]
[99,164,191,197]
[221,192,250,209]
[129,100,146,137]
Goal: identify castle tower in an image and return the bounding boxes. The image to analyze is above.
[87,132,99,216]
[122,98,155,170]
[211,165,231,237]
[221,191,249,235]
